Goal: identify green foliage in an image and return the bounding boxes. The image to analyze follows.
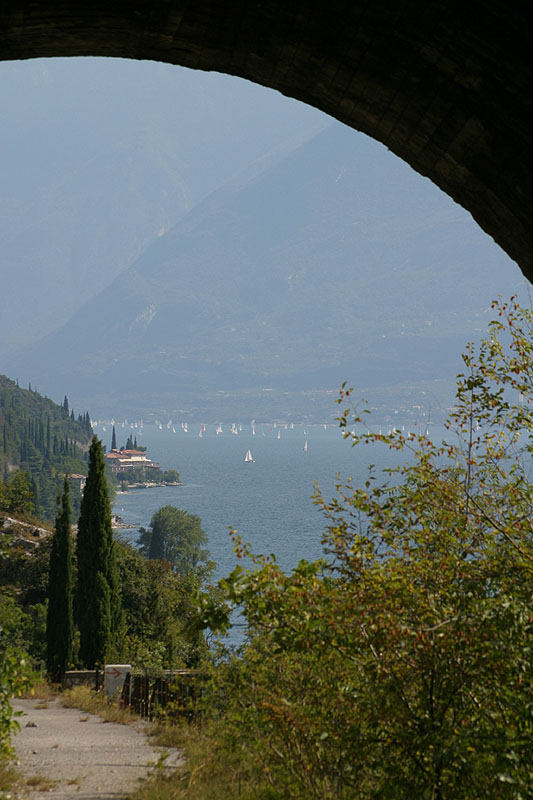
[46,478,73,682]
[138,506,209,576]
[0,470,35,516]
[0,534,51,607]
[0,517,215,677]
[0,538,33,759]
[0,648,32,759]
[0,592,31,653]
[160,468,180,483]
[116,539,217,670]
[76,436,122,668]
[112,466,180,490]
[192,297,533,799]
[0,375,92,521]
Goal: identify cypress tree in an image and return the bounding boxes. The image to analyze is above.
[30,476,40,519]
[46,478,73,682]
[111,425,117,451]
[75,436,122,668]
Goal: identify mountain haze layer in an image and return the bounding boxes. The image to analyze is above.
[9,123,524,421]
[0,57,327,354]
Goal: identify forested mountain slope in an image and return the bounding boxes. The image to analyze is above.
[0,376,92,519]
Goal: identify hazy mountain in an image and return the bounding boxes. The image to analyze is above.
[0,57,327,354]
[8,123,525,421]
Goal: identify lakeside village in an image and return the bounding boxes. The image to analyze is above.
[104,428,181,495]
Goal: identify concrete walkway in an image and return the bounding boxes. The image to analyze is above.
[11,697,183,800]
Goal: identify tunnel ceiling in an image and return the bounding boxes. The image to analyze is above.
[1,0,532,283]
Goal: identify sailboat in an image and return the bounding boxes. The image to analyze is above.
[303,440,308,452]
[277,429,281,439]
[245,449,255,463]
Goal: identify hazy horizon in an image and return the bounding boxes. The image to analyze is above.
[1,57,527,422]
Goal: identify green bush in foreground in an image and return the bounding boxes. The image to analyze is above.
[184,298,532,800]
[0,534,33,758]
[0,649,32,759]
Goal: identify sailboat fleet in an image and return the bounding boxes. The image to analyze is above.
[90,417,376,468]
[162,418,315,464]
[93,418,430,467]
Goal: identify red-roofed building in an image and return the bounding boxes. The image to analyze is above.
[104,448,159,474]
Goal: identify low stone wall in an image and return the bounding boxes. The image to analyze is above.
[63,670,102,690]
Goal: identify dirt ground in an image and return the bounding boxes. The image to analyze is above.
[11,697,183,800]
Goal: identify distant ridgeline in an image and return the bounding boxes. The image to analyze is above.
[0,375,92,520]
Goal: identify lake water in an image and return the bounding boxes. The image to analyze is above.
[98,419,432,582]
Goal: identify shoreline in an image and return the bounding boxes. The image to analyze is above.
[116,481,182,493]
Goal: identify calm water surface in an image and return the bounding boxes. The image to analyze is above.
[99,420,426,581]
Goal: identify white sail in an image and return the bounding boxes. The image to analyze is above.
[303,440,308,452]
[245,449,254,463]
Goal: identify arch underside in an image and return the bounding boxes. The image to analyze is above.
[2,0,532,282]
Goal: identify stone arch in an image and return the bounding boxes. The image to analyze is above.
[2,1,532,282]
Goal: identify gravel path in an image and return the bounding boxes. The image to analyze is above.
[11,698,184,800]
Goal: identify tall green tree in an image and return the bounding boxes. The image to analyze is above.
[46,478,73,682]
[138,506,209,576]
[75,436,122,667]
[111,425,117,451]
